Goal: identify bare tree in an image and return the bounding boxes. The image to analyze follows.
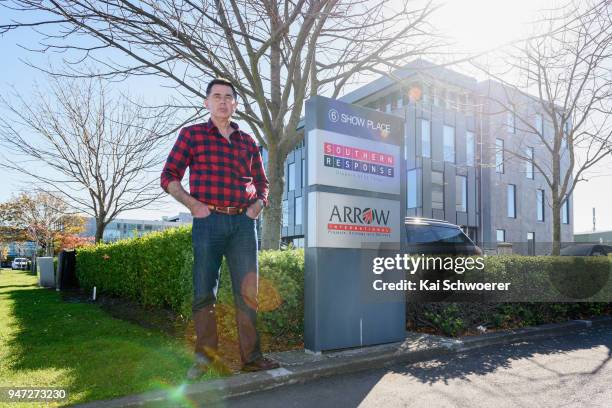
[0,244,8,263]
[474,0,612,254]
[0,77,172,242]
[0,0,442,249]
[0,192,83,256]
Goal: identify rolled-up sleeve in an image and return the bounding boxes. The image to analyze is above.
[160,127,192,193]
[251,145,269,206]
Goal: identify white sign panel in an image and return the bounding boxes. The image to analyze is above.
[307,191,400,248]
[307,129,401,194]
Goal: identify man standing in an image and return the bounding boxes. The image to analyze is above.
[161,78,280,378]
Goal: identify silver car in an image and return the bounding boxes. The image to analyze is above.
[11,258,30,270]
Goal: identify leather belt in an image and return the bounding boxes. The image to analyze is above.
[207,204,245,215]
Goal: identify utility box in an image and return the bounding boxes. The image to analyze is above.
[56,250,78,290]
[37,257,55,288]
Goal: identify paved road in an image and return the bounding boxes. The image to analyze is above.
[218,326,612,408]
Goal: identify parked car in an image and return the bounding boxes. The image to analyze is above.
[11,258,30,270]
[560,243,612,256]
[404,217,482,255]
[403,217,483,302]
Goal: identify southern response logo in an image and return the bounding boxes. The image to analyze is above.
[328,205,391,234]
[323,142,395,178]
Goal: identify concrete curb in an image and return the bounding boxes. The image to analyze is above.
[72,316,612,407]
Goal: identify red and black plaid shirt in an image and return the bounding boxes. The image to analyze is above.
[160,119,269,208]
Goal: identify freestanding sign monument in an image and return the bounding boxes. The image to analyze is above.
[304,95,406,352]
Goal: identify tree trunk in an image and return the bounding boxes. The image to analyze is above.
[46,238,53,257]
[95,219,106,243]
[261,147,284,250]
[551,198,561,256]
[551,150,561,256]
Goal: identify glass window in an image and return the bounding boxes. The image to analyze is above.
[282,200,289,227]
[433,87,439,106]
[405,225,472,244]
[385,95,392,113]
[396,91,403,109]
[301,158,305,188]
[293,237,304,248]
[288,162,295,191]
[295,196,303,226]
[537,189,545,221]
[507,111,515,133]
[447,91,456,110]
[562,199,569,224]
[443,125,455,163]
[432,171,444,210]
[496,138,504,173]
[407,169,418,208]
[421,119,431,158]
[535,113,543,135]
[526,147,534,179]
[561,122,569,150]
[507,184,516,218]
[496,229,505,242]
[456,175,467,212]
[545,121,553,139]
[422,85,430,104]
[466,131,475,166]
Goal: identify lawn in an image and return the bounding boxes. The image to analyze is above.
[0,268,219,407]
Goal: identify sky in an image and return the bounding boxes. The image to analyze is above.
[0,0,610,233]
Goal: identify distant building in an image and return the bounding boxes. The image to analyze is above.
[5,241,38,257]
[271,59,574,254]
[162,212,194,224]
[82,212,192,242]
[575,230,612,244]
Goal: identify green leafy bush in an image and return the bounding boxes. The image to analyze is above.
[423,304,466,336]
[78,234,610,341]
[408,255,612,336]
[76,226,304,343]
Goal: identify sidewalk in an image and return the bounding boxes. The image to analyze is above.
[75,316,612,408]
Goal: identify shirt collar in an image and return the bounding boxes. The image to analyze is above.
[207,118,239,132]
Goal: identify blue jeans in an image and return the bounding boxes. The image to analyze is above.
[191,212,262,363]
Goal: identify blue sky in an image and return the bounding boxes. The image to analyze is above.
[0,0,610,232]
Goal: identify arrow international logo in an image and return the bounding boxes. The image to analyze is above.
[323,142,395,178]
[327,205,391,234]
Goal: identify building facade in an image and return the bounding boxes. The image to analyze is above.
[4,241,38,258]
[276,59,573,254]
[575,230,612,245]
[478,80,573,254]
[82,213,192,242]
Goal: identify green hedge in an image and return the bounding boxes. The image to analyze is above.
[78,233,610,340]
[408,254,612,336]
[76,226,304,342]
[479,255,612,301]
[409,302,611,337]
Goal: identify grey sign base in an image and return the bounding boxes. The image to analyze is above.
[305,247,406,352]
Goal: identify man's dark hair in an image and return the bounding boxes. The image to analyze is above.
[206,78,238,99]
